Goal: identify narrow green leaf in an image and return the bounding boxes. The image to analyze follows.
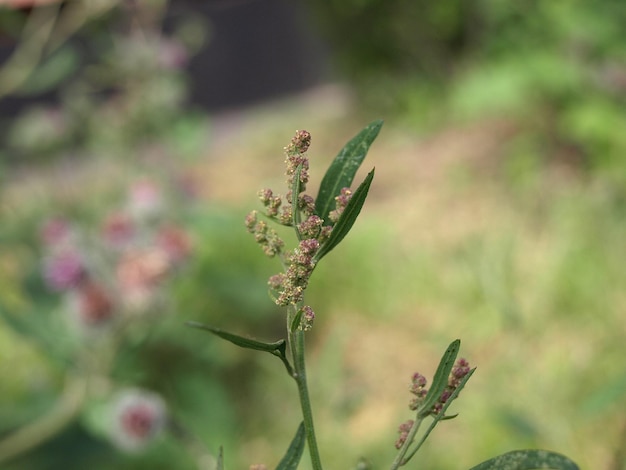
[313,168,375,263]
[275,422,306,470]
[187,321,295,377]
[290,308,304,333]
[216,446,224,470]
[187,321,286,355]
[468,449,580,470]
[315,120,383,225]
[418,339,460,418]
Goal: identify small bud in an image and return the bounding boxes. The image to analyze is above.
[245,211,258,232]
[287,130,311,155]
[299,305,315,331]
[394,420,414,449]
[297,215,323,239]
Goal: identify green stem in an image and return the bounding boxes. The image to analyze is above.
[290,327,323,470]
[0,373,87,464]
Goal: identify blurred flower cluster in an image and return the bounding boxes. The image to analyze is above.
[41,177,192,336]
[2,1,207,163]
[31,176,194,454]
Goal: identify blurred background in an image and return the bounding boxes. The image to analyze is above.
[1,0,625,469]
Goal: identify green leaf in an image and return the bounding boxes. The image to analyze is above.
[20,46,79,95]
[418,339,460,418]
[187,321,294,377]
[290,308,304,333]
[313,168,375,263]
[275,422,306,470]
[468,449,580,470]
[315,120,383,225]
[216,446,224,470]
[187,321,286,355]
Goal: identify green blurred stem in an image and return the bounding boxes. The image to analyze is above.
[289,316,323,470]
[0,373,87,464]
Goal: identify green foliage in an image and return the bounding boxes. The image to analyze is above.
[469,449,580,470]
[315,120,383,225]
[418,340,461,419]
[276,423,306,470]
[313,168,375,263]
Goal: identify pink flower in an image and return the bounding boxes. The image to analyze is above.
[102,212,135,248]
[116,248,170,311]
[66,280,115,330]
[127,179,163,218]
[156,224,192,264]
[43,250,86,291]
[108,389,166,452]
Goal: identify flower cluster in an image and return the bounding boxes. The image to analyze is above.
[272,238,319,306]
[403,358,472,416]
[40,178,193,333]
[408,372,428,411]
[395,419,414,449]
[299,305,315,331]
[246,130,354,324]
[329,187,353,223]
[431,358,471,415]
[245,211,284,257]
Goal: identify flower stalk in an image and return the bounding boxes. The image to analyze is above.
[289,314,323,470]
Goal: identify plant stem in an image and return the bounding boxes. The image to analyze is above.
[0,373,86,464]
[290,327,323,470]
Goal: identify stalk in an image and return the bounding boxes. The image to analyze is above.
[289,323,323,470]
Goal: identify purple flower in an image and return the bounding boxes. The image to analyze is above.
[43,250,86,291]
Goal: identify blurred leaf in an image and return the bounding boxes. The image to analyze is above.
[0,307,69,366]
[275,422,305,470]
[468,449,580,470]
[19,46,79,95]
[315,120,382,225]
[581,372,626,415]
[418,339,460,418]
[497,408,540,439]
[313,168,375,263]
